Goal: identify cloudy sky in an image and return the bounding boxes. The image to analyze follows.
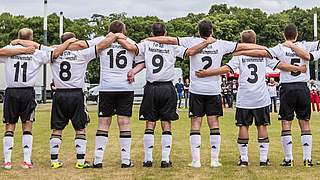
[0,0,319,20]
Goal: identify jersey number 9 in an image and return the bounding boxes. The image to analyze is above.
[152,54,164,73]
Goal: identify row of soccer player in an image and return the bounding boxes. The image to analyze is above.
[0,19,319,170]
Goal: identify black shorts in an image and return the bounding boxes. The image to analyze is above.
[98,91,134,117]
[51,89,89,130]
[235,106,270,126]
[189,93,223,118]
[278,82,310,121]
[139,82,178,121]
[3,87,37,124]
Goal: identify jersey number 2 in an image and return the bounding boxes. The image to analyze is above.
[14,62,27,82]
[202,56,212,69]
[247,64,258,83]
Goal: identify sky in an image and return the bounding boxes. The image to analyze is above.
[0,0,319,20]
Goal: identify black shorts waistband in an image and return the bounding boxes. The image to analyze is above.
[280,82,307,86]
[147,81,172,85]
[6,87,34,90]
[55,88,83,92]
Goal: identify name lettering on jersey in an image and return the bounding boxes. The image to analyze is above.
[241,57,264,63]
[147,42,170,54]
[285,52,298,57]
[200,45,219,55]
[59,51,77,61]
[10,55,32,61]
[110,43,124,49]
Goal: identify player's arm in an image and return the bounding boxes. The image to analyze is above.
[127,63,145,83]
[283,41,312,61]
[195,66,231,78]
[185,37,216,57]
[233,49,272,58]
[235,43,267,52]
[95,33,117,54]
[10,39,40,49]
[276,62,307,73]
[116,33,138,54]
[66,40,89,51]
[52,38,78,59]
[145,36,178,45]
[0,46,35,56]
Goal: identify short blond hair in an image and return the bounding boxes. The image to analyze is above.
[240,30,256,44]
[18,28,33,40]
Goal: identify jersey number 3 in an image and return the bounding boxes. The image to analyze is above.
[247,64,258,83]
[14,62,27,82]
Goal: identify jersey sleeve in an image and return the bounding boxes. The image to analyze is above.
[173,45,188,59]
[0,56,8,63]
[78,46,97,62]
[86,36,105,47]
[178,37,194,48]
[226,56,240,73]
[310,51,320,61]
[39,45,55,51]
[136,41,147,56]
[219,40,237,55]
[302,41,320,52]
[34,50,53,65]
[268,45,283,59]
[266,58,281,70]
[134,55,145,65]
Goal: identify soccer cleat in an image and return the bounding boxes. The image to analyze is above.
[188,161,201,168]
[280,159,294,167]
[21,161,33,169]
[304,159,313,167]
[160,161,172,168]
[143,161,153,167]
[237,159,248,167]
[260,159,270,167]
[3,162,12,170]
[121,161,134,168]
[211,160,222,168]
[92,163,103,168]
[75,161,91,169]
[51,162,63,169]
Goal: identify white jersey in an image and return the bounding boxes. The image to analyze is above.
[268,82,278,97]
[269,41,319,83]
[136,40,187,83]
[0,45,52,88]
[178,37,237,95]
[87,36,144,91]
[41,45,97,89]
[227,55,280,109]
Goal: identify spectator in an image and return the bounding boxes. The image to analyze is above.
[231,79,238,102]
[184,78,190,108]
[309,79,320,112]
[268,78,278,113]
[226,82,233,108]
[175,78,184,108]
[221,79,228,108]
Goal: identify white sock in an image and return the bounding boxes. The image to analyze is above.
[210,128,221,162]
[93,130,108,165]
[144,129,154,162]
[119,131,132,165]
[3,131,14,163]
[161,131,172,162]
[22,131,33,164]
[50,135,62,163]
[237,138,249,162]
[190,131,201,162]
[75,134,87,164]
[258,138,269,163]
[281,130,293,161]
[301,132,312,161]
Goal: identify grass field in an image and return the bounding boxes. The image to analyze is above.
[1,103,320,179]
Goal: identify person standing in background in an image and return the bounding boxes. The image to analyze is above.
[309,79,320,112]
[232,79,238,103]
[184,78,190,108]
[175,78,184,108]
[268,78,278,113]
[226,82,234,108]
[221,79,228,108]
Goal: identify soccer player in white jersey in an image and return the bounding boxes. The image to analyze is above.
[83,21,145,168]
[116,22,214,168]
[0,28,74,169]
[38,32,117,169]
[145,20,266,168]
[196,30,307,167]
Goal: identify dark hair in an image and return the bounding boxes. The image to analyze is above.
[60,32,76,43]
[240,30,256,43]
[151,22,166,36]
[198,20,213,38]
[109,20,125,33]
[284,23,298,40]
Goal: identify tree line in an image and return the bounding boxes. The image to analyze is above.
[0,4,320,82]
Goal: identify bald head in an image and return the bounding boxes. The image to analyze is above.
[18,28,33,40]
[61,32,76,43]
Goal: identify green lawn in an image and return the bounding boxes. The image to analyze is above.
[1,104,320,179]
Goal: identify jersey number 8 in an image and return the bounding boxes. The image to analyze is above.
[59,61,71,81]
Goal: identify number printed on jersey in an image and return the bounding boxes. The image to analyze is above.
[14,61,28,82]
